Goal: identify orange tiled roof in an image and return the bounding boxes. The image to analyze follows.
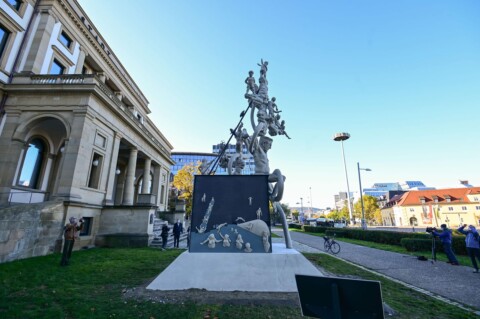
[397,187,480,206]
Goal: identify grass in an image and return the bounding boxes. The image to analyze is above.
[304,253,474,319]
[0,248,301,319]
[1,245,475,318]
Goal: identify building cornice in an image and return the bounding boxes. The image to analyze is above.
[55,0,151,113]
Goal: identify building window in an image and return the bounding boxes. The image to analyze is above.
[79,217,92,236]
[476,206,480,210]
[50,59,65,75]
[59,31,73,49]
[160,185,165,204]
[6,0,22,11]
[409,208,414,212]
[0,24,10,59]
[137,172,153,194]
[474,197,479,201]
[18,138,46,189]
[462,206,467,211]
[87,153,103,189]
[448,207,453,211]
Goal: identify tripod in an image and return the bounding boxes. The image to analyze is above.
[430,234,437,264]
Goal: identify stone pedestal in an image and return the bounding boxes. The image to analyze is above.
[146,243,322,292]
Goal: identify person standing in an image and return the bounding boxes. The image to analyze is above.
[60,217,84,266]
[186,225,191,248]
[161,222,169,250]
[458,224,480,273]
[432,224,459,265]
[173,219,183,248]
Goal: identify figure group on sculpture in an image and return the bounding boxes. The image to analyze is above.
[198,60,293,249]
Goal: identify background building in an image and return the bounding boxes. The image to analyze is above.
[0,0,174,263]
[381,187,480,227]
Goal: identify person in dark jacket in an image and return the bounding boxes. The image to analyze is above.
[432,224,459,265]
[161,223,169,249]
[458,224,480,272]
[173,219,183,248]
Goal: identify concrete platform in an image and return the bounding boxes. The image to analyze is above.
[147,243,322,292]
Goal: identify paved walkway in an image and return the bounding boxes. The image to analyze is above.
[272,228,480,312]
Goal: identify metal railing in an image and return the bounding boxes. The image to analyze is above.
[13,74,171,159]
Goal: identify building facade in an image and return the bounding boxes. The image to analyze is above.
[171,152,218,179]
[0,0,174,262]
[381,187,480,227]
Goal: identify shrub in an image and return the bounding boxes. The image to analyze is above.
[303,226,331,233]
[325,229,346,238]
[288,223,302,229]
[401,238,440,252]
[301,226,469,255]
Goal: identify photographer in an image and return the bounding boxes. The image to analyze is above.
[432,224,459,266]
[458,224,480,273]
[60,217,84,266]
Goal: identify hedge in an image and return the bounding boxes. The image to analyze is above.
[288,223,302,229]
[299,226,468,255]
[401,237,467,255]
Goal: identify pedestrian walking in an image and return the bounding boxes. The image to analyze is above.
[458,224,480,273]
[432,224,459,265]
[161,222,169,250]
[173,219,183,248]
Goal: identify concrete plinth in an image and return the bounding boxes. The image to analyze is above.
[147,243,322,292]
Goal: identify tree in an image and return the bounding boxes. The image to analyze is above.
[270,202,291,225]
[172,163,199,217]
[327,209,348,222]
[291,209,299,221]
[353,195,380,225]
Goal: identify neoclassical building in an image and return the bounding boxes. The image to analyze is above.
[0,0,174,262]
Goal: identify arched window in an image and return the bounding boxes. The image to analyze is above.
[137,172,154,194]
[18,138,46,189]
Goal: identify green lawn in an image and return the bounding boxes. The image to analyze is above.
[0,247,475,318]
[0,248,300,319]
[292,228,471,266]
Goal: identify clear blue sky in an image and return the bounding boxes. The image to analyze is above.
[79,0,480,208]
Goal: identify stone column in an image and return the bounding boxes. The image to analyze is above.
[0,140,24,203]
[74,48,87,74]
[122,147,137,205]
[104,133,121,205]
[23,10,57,74]
[142,157,151,194]
[53,109,89,201]
[151,164,161,206]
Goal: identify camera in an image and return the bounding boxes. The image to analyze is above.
[426,227,436,233]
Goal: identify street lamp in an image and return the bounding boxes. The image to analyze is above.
[296,197,304,223]
[357,162,371,230]
[333,132,353,225]
[309,186,313,216]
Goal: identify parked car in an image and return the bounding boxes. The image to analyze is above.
[316,217,334,227]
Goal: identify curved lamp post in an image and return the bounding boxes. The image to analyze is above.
[357,162,371,230]
[333,132,353,225]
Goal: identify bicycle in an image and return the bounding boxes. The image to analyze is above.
[323,234,341,254]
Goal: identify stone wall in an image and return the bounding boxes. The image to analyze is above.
[95,206,156,247]
[0,201,66,263]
